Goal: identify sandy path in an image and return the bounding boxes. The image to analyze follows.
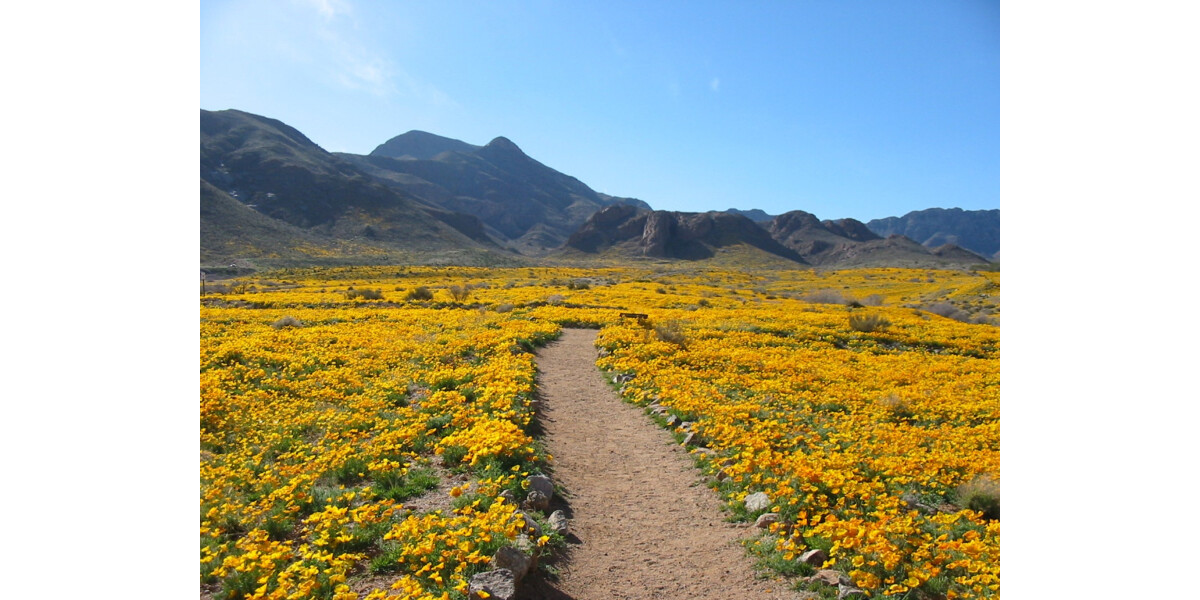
[518,329,794,600]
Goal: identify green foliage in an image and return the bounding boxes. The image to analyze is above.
[439,445,469,468]
[372,467,439,502]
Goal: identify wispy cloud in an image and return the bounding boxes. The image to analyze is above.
[296,0,455,105]
[710,77,721,92]
[303,0,351,20]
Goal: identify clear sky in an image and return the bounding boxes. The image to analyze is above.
[201,0,998,222]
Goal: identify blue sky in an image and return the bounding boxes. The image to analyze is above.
[201,0,998,222]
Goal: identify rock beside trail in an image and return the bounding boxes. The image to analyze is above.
[809,569,851,586]
[517,511,542,537]
[800,549,829,566]
[491,547,532,582]
[524,490,550,512]
[526,475,554,500]
[744,491,771,512]
[469,569,516,600]
[838,584,868,599]
[798,570,866,599]
[754,513,780,528]
[548,510,569,535]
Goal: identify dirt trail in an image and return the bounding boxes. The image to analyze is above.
[518,329,794,600]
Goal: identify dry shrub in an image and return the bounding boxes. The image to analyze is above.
[271,315,303,329]
[925,302,971,323]
[955,474,1000,520]
[654,321,688,349]
[877,393,914,422]
[347,288,384,300]
[448,284,471,302]
[404,286,434,301]
[494,303,514,313]
[800,289,846,305]
[849,312,891,333]
[860,294,884,306]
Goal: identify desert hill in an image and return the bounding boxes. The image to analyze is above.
[200,108,997,270]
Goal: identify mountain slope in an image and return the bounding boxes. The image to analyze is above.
[200,109,503,266]
[338,135,649,255]
[866,208,999,259]
[764,210,988,267]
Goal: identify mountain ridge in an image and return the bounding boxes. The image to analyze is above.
[200,108,997,269]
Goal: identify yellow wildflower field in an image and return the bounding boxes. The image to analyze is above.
[201,265,998,599]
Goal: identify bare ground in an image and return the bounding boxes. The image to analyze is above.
[518,329,796,600]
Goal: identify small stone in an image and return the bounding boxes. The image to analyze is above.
[744,491,771,512]
[491,546,531,581]
[524,489,549,512]
[526,475,554,500]
[838,584,868,599]
[811,569,850,586]
[682,432,697,446]
[469,569,516,600]
[497,490,516,505]
[754,512,780,528]
[715,469,731,481]
[548,510,569,535]
[665,415,680,426]
[516,511,542,536]
[800,549,829,566]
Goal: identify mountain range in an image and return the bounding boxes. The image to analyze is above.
[200,109,998,269]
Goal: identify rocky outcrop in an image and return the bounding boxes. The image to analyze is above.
[565,206,806,262]
[767,210,992,267]
[866,207,999,259]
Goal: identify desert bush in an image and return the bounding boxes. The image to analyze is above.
[860,294,884,306]
[448,284,471,302]
[970,314,997,325]
[270,316,303,329]
[877,393,914,422]
[347,288,384,300]
[405,286,434,301]
[924,302,971,323]
[955,474,1000,520]
[849,313,891,333]
[800,289,846,305]
[566,280,590,290]
[494,303,514,313]
[654,322,689,349]
[547,294,566,305]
